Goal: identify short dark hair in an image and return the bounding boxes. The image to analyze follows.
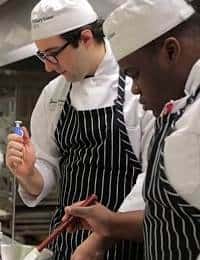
[144,12,200,54]
[60,19,105,48]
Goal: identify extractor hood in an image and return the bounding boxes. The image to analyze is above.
[0,0,198,67]
[0,0,39,67]
[0,0,122,67]
[0,0,8,5]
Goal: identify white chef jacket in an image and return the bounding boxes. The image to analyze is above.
[163,59,200,210]
[120,60,200,213]
[19,39,154,212]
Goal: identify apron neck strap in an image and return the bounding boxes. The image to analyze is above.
[117,71,126,102]
[66,83,72,104]
[114,70,126,108]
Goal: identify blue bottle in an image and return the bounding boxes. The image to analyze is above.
[14,121,23,136]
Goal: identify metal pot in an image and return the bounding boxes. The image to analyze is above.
[1,244,53,260]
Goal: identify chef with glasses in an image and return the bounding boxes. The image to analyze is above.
[6,0,154,259]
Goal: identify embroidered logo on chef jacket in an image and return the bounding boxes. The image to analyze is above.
[49,98,65,111]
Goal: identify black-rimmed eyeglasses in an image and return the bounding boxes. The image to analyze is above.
[36,42,70,64]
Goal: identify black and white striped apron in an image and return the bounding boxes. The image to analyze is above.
[144,87,200,260]
[50,73,144,260]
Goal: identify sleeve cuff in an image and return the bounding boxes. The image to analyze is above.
[118,173,145,212]
[18,160,56,207]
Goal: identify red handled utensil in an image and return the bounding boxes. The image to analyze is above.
[24,194,97,260]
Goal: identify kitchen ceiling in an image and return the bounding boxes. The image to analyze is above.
[0,0,198,67]
[0,0,122,67]
[0,0,38,66]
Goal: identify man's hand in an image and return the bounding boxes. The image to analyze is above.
[63,202,115,238]
[71,233,108,260]
[63,201,144,242]
[6,126,43,196]
[6,127,36,177]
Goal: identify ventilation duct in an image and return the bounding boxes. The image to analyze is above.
[0,0,8,6]
[0,0,130,67]
[0,0,39,67]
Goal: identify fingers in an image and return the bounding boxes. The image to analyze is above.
[7,133,24,143]
[64,200,99,221]
[7,142,24,154]
[6,155,23,173]
[63,199,98,233]
[7,155,23,167]
[67,205,96,219]
[62,206,92,232]
[7,127,30,144]
[62,212,89,232]
[6,134,25,172]
[66,220,78,233]
[22,127,30,144]
[62,201,85,222]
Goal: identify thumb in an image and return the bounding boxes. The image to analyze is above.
[22,127,30,144]
[69,206,94,219]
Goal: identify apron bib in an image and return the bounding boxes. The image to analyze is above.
[51,73,143,259]
[144,88,200,260]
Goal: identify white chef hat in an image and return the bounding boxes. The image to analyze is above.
[31,0,98,41]
[103,0,195,61]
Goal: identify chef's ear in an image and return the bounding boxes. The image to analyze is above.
[162,37,181,64]
[80,29,94,46]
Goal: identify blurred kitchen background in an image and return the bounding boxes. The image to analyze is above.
[0,0,198,245]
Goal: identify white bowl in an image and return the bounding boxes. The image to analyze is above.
[1,244,53,260]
